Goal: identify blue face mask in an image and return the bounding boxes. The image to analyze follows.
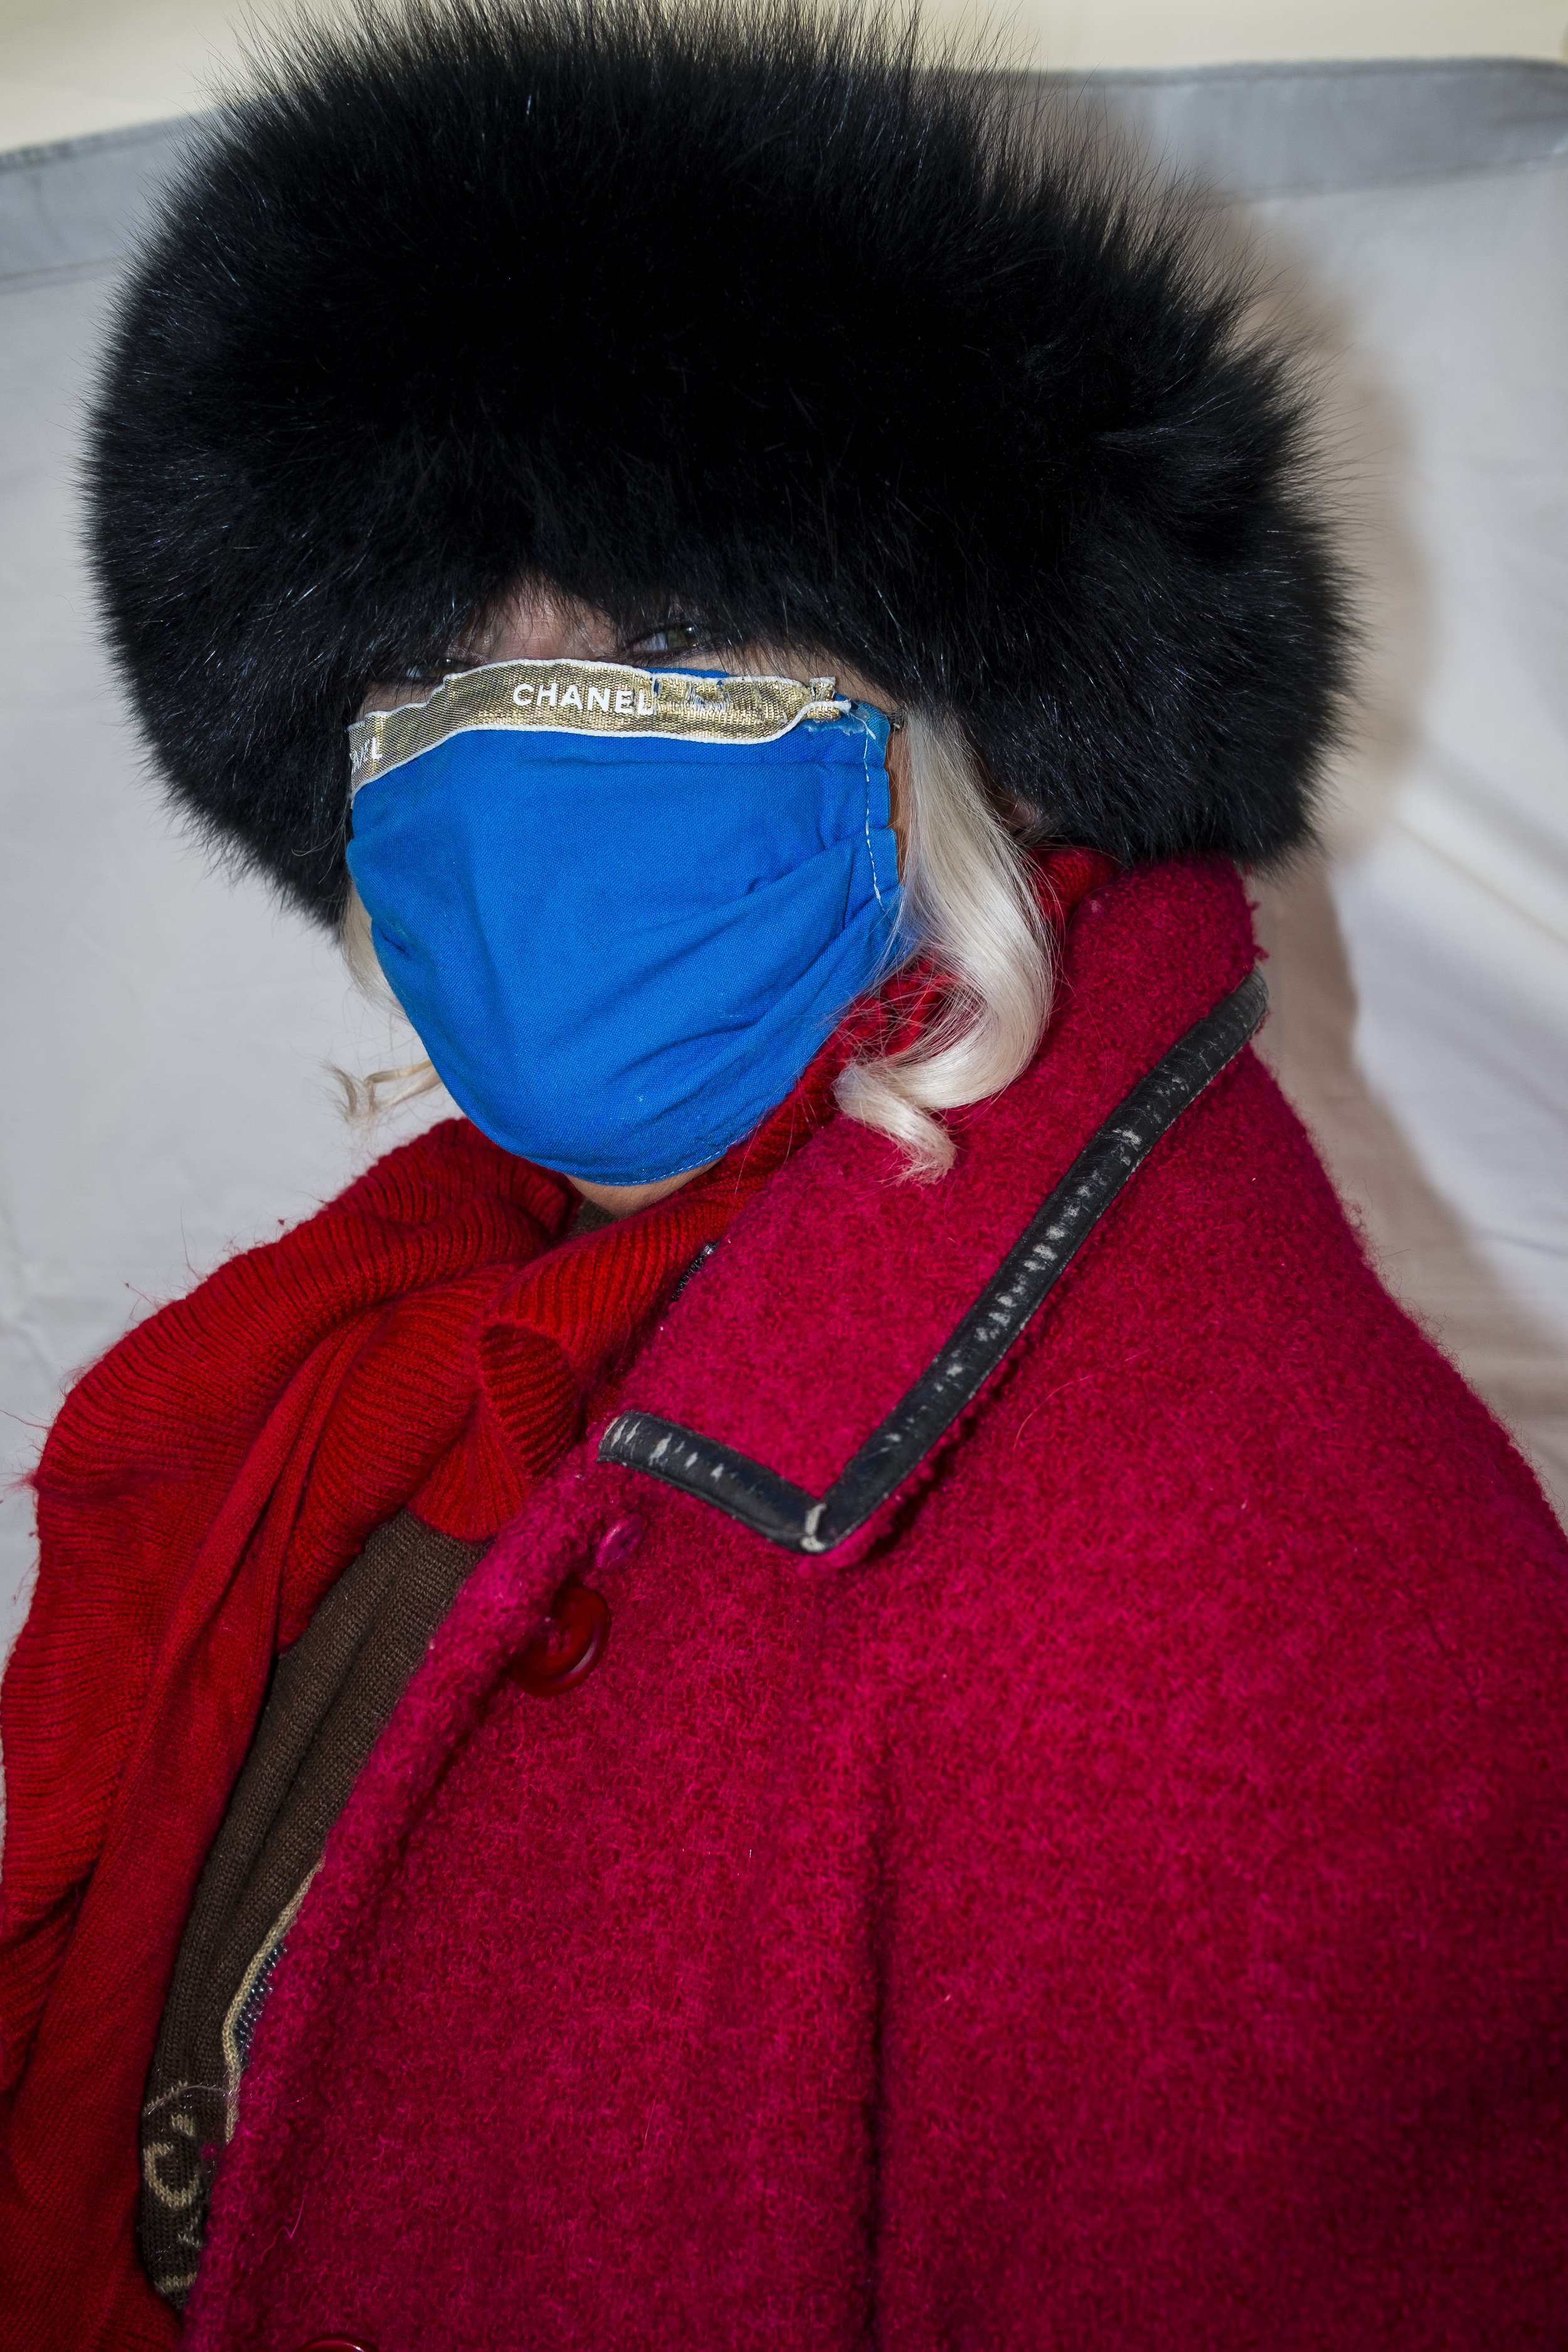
[346,660,904,1184]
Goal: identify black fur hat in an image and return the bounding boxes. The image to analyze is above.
[88,0,1345,926]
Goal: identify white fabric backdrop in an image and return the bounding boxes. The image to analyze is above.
[2,63,1565,1670]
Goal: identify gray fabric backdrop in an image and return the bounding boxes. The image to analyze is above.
[3,60,1565,1666]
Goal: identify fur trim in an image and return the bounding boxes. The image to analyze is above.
[88,0,1347,923]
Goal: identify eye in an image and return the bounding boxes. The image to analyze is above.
[623,619,728,661]
[398,646,484,684]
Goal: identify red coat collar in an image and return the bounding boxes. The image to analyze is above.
[599,856,1260,1562]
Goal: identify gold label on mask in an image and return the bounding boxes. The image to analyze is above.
[349,660,847,792]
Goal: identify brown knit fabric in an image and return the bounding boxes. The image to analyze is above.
[137,1508,484,2307]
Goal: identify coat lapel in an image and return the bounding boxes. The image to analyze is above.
[598,857,1260,1557]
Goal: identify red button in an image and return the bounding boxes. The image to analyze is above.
[595,1513,645,1571]
[509,1579,611,1696]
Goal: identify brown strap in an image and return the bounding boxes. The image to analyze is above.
[138,1508,484,2307]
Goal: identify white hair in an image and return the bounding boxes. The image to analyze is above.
[834,705,1053,1178]
[339,706,1055,1180]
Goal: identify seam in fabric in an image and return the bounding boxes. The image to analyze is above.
[862,718,890,918]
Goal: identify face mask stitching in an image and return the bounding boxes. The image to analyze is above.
[862,714,890,919]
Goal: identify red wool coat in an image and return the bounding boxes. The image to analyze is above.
[164,859,1568,2344]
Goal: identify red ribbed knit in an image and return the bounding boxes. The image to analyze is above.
[0,850,1111,2350]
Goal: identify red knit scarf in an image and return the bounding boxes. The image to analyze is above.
[0,848,1108,2351]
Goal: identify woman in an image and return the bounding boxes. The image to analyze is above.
[4,4,1567,2346]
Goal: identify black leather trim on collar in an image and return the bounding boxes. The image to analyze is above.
[599,968,1267,1555]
